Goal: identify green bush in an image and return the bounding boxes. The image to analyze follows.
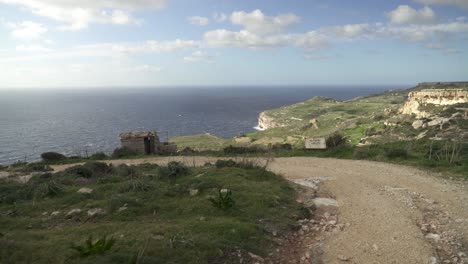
[223,145,266,155]
[385,147,409,159]
[209,189,235,211]
[215,159,237,168]
[83,162,112,175]
[25,163,53,172]
[71,236,115,258]
[89,152,107,160]
[41,152,66,162]
[65,165,93,178]
[34,180,64,198]
[167,161,189,177]
[326,133,347,148]
[111,147,137,158]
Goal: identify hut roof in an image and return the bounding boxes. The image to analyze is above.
[119,131,156,139]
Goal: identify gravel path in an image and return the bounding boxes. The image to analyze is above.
[52,157,468,263]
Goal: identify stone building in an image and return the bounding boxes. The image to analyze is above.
[119,131,177,155]
[119,131,157,155]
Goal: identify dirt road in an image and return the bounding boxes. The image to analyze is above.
[53,157,468,263]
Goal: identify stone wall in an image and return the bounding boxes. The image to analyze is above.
[121,138,146,154]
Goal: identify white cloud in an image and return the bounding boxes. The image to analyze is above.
[324,24,375,38]
[230,9,300,35]
[130,65,162,73]
[16,44,51,52]
[386,5,436,25]
[183,50,214,63]
[8,21,47,40]
[203,29,292,48]
[213,12,227,22]
[414,0,468,9]
[187,16,209,26]
[0,0,166,30]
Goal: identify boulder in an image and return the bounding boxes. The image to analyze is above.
[412,120,425,129]
[313,198,338,208]
[66,209,82,217]
[87,208,105,217]
[189,189,199,196]
[77,188,93,194]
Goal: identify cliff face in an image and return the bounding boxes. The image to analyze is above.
[257,112,284,130]
[401,89,468,117]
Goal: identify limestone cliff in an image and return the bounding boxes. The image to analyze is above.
[257,112,284,130]
[401,89,468,118]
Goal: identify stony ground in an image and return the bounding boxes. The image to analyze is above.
[51,157,468,264]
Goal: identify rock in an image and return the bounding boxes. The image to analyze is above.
[425,233,441,242]
[118,206,128,212]
[310,119,320,130]
[189,189,199,196]
[42,212,48,216]
[77,188,93,194]
[87,208,105,217]
[427,256,438,264]
[248,252,264,262]
[51,211,60,216]
[151,234,164,240]
[66,209,82,217]
[427,118,450,128]
[412,120,425,129]
[0,171,9,179]
[458,252,466,258]
[313,198,338,208]
[372,244,379,251]
[337,255,351,261]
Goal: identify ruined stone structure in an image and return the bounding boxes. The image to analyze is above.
[119,131,178,155]
[400,89,468,117]
[120,131,157,154]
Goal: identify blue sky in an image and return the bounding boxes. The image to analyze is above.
[0,0,467,88]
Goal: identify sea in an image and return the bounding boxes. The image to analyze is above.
[0,85,407,165]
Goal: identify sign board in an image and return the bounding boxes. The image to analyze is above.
[305,137,327,149]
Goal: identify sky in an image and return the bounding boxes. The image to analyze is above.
[0,0,467,88]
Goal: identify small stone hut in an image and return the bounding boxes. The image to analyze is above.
[119,131,158,155]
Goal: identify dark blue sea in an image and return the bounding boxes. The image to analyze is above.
[0,85,407,164]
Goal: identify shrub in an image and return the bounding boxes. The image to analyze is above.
[84,162,112,175]
[119,177,153,193]
[271,143,292,151]
[71,236,115,258]
[89,152,107,160]
[223,145,265,155]
[65,165,93,178]
[112,147,137,158]
[209,189,235,210]
[326,133,347,148]
[385,147,409,159]
[34,180,64,198]
[115,164,137,177]
[167,161,189,177]
[41,152,66,162]
[25,163,53,172]
[215,159,237,168]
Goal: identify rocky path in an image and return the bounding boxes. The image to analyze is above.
[52,157,468,264]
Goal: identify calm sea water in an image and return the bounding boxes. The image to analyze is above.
[0,86,405,164]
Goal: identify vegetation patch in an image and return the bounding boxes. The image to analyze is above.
[0,161,302,263]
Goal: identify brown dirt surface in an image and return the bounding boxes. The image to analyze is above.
[52,157,468,264]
